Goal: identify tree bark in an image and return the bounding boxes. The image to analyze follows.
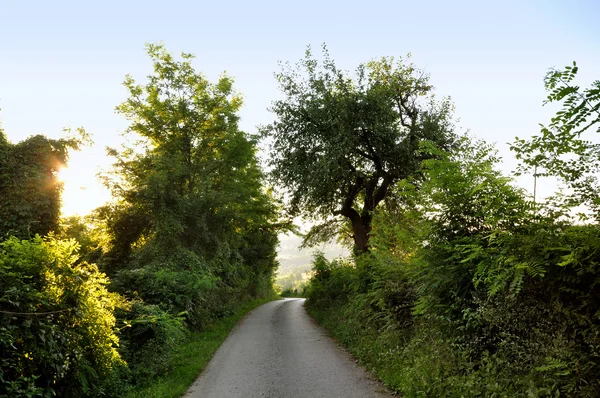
[340,206,372,254]
[351,215,371,254]
[338,175,394,254]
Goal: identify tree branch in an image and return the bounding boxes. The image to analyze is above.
[357,127,384,172]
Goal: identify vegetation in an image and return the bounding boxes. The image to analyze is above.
[275,265,310,295]
[0,45,280,397]
[279,287,305,298]
[0,128,87,239]
[261,46,455,253]
[2,41,600,397]
[124,296,275,398]
[512,61,600,215]
[304,62,600,396]
[0,236,121,397]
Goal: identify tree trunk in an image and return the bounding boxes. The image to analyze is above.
[340,176,391,255]
[342,208,371,254]
[351,216,371,254]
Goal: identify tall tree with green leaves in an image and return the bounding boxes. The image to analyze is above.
[261,46,455,253]
[100,44,279,308]
[104,44,246,256]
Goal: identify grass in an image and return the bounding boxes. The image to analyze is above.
[304,299,447,396]
[305,299,562,397]
[125,295,279,398]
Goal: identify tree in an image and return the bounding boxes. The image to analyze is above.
[99,44,280,320]
[102,44,271,261]
[103,43,247,256]
[0,127,86,239]
[261,46,455,253]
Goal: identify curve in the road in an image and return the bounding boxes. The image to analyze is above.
[185,298,392,398]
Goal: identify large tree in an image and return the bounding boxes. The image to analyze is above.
[100,44,280,306]
[262,46,455,253]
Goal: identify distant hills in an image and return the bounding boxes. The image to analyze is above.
[276,233,349,276]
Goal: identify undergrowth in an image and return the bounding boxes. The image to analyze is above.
[124,295,278,398]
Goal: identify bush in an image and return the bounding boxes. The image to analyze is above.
[304,138,600,396]
[111,264,218,329]
[115,301,186,386]
[305,252,357,300]
[280,286,305,297]
[0,235,122,397]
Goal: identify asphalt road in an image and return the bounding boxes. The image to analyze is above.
[185,298,392,398]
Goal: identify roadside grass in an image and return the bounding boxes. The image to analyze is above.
[305,299,552,397]
[125,295,279,398]
[305,300,435,396]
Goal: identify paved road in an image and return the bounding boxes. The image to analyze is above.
[185,298,392,398]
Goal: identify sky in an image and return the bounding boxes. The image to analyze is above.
[1,0,599,265]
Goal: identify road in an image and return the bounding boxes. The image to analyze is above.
[185,298,392,398]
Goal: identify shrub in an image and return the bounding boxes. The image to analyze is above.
[0,235,122,397]
[115,301,186,385]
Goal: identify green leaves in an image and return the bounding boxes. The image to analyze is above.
[512,62,600,217]
[0,130,85,240]
[262,45,455,252]
[101,44,280,340]
[0,235,122,397]
[105,43,273,260]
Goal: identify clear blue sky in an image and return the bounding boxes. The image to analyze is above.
[1,0,599,217]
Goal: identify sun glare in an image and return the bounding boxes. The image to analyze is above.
[56,163,111,217]
[57,166,70,184]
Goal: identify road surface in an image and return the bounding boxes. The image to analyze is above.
[185,298,392,398]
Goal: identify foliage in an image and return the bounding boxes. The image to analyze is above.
[102,43,274,265]
[5,42,600,398]
[261,45,455,253]
[115,300,186,384]
[411,136,600,395]
[512,62,600,216]
[275,265,310,294]
[91,44,281,392]
[279,287,305,297]
[99,43,280,321]
[0,128,87,239]
[306,131,600,396]
[410,138,534,316]
[0,235,121,398]
[58,215,109,265]
[1,43,282,397]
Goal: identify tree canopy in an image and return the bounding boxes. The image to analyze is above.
[1,44,283,397]
[4,42,600,398]
[102,44,273,259]
[262,46,455,253]
[0,128,85,239]
[304,63,600,397]
[99,44,280,322]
